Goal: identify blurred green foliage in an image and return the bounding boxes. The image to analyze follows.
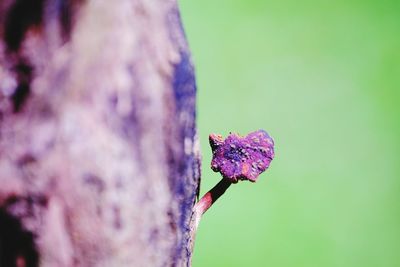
[179,0,400,266]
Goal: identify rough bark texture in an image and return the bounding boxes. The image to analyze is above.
[0,0,200,266]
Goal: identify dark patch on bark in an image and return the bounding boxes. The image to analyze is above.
[167,209,177,234]
[83,173,105,193]
[121,108,139,140]
[54,0,84,42]
[17,153,37,167]
[172,51,196,112]
[11,83,30,113]
[4,195,48,219]
[0,208,39,267]
[11,60,34,113]
[4,0,45,52]
[37,102,54,119]
[58,0,73,41]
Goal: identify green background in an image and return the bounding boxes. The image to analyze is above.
[179,0,400,266]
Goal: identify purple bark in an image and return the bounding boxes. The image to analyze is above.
[0,1,200,266]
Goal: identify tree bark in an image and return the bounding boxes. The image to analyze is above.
[0,1,200,266]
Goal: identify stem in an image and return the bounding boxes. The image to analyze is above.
[189,178,232,254]
[194,178,232,218]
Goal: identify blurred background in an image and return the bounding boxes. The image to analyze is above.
[179,0,400,266]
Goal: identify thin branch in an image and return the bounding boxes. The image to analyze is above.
[189,178,232,255]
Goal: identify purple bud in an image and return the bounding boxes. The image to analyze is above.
[209,130,275,183]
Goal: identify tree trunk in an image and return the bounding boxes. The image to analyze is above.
[0,0,200,266]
